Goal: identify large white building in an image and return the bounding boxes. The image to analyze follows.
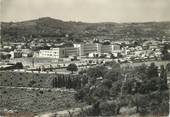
[74,43,121,56]
[39,43,121,58]
[39,48,65,58]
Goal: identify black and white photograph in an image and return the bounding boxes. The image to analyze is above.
[0,0,170,116]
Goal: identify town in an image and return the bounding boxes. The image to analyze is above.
[0,37,170,71]
[0,17,170,117]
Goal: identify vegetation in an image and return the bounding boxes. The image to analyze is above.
[0,71,88,89]
[0,53,11,60]
[52,74,88,89]
[161,44,170,61]
[15,62,24,69]
[74,62,169,116]
[66,63,78,74]
[0,87,85,114]
[2,17,170,43]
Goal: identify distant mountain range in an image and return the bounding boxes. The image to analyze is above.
[1,17,170,42]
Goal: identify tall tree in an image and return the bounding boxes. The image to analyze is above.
[160,65,168,90]
[147,63,158,78]
[161,45,170,60]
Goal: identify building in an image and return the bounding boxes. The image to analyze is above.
[39,48,65,58]
[39,43,121,58]
[39,47,79,58]
[101,45,111,53]
[21,49,33,57]
[80,43,101,56]
[111,44,121,53]
[75,43,121,56]
[65,47,79,57]
[9,50,22,58]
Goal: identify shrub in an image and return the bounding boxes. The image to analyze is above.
[48,89,52,92]
[39,90,44,94]
[4,79,7,82]
[3,90,7,94]
[28,80,36,87]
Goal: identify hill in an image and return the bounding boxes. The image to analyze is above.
[1,17,170,42]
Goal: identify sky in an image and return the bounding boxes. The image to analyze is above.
[1,0,170,23]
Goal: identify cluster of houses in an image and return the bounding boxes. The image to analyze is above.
[0,39,169,62]
[38,40,169,63]
[119,40,166,63]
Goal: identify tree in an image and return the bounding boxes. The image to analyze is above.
[15,62,23,69]
[161,45,170,60]
[0,53,6,60]
[6,54,11,59]
[99,101,116,116]
[103,41,110,45]
[101,79,113,89]
[49,64,53,71]
[67,63,78,74]
[110,53,115,59]
[100,54,106,58]
[104,70,120,82]
[104,61,121,73]
[78,69,87,75]
[166,63,170,72]
[160,65,168,90]
[87,65,107,84]
[147,63,158,78]
[117,53,123,58]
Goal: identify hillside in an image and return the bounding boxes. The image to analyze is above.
[1,17,170,42]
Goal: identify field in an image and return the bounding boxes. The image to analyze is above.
[0,71,55,88]
[0,87,85,116]
[0,71,86,116]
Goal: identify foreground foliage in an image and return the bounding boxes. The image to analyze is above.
[75,61,169,116]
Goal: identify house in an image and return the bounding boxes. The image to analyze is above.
[9,50,22,58]
[21,49,33,57]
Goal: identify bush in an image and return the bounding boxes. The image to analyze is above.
[99,101,117,116]
[74,89,86,101]
[28,80,36,87]
[39,90,44,94]
[104,70,120,82]
[15,62,24,69]
[48,89,52,92]
[3,90,7,94]
[87,65,107,80]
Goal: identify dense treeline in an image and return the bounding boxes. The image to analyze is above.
[51,74,88,89]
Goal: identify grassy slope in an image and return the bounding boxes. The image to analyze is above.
[0,87,85,115]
